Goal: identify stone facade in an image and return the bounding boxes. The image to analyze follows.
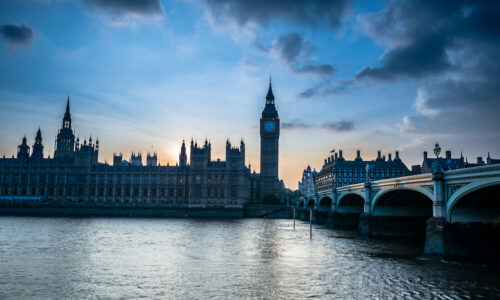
[0,97,256,208]
[259,80,280,200]
[298,165,317,199]
[316,150,409,192]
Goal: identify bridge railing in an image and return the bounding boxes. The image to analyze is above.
[444,163,500,178]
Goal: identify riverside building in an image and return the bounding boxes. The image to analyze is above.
[298,165,317,199]
[315,150,410,193]
[0,82,281,207]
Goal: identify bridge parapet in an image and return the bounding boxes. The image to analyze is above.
[301,164,500,221]
[370,173,433,189]
[336,183,364,194]
[444,163,500,179]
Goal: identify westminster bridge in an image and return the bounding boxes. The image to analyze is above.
[296,164,500,260]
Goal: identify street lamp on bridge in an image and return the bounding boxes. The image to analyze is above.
[434,142,441,172]
[365,163,373,183]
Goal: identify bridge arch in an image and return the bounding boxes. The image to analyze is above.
[307,199,315,209]
[318,197,332,211]
[337,191,365,205]
[299,200,305,208]
[447,179,500,223]
[370,188,433,239]
[371,187,434,215]
[336,193,365,214]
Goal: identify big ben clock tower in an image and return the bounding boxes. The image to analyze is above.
[260,79,280,202]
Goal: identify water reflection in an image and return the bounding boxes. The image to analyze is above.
[0,217,499,299]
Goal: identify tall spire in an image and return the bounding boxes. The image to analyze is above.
[62,96,72,129]
[65,96,70,114]
[266,76,274,102]
[32,127,44,159]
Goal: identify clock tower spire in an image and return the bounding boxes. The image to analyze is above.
[260,78,280,202]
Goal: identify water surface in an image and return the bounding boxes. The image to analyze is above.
[0,217,498,299]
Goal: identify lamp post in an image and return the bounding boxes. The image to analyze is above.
[434,142,441,172]
[365,163,370,183]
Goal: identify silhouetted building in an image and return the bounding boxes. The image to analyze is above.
[0,95,266,207]
[260,79,280,201]
[130,152,142,166]
[17,136,30,161]
[31,128,44,161]
[487,153,500,165]
[146,153,157,166]
[410,165,422,175]
[113,153,123,166]
[54,97,76,161]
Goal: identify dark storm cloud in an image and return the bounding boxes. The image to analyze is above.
[356,0,500,81]
[282,120,355,133]
[275,33,305,64]
[204,1,346,79]
[0,24,34,47]
[320,120,354,132]
[356,34,450,80]
[371,1,500,140]
[204,0,351,30]
[400,56,500,136]
[83,0,163,19]
[274,33,335,78]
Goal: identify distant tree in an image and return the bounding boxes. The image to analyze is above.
[263,193,279,204]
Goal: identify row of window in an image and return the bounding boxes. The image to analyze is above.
[2,187,185,197]
[3,186,245,198]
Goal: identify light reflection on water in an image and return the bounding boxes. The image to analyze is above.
[0,217,498,299]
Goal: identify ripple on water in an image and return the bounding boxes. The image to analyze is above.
[0,217,499,299]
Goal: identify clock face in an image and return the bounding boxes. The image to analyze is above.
[264,121,275,132]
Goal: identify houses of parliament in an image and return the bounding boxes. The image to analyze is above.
[0,82,282,207]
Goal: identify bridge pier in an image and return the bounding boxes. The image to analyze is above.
[357,182,372,238]
[424,171,447,258]
[424,170,500,261]
[325,190,336,229]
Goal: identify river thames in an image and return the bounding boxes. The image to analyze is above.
[0,217,499,299]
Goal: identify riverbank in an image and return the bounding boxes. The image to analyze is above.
[0,203,292,219]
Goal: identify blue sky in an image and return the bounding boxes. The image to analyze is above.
[1,0,499,189]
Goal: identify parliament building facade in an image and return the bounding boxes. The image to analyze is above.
[0,82,281,207]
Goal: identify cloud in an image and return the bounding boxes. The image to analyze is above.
[82,0,163,23]
[204,0,351,31]
[203,2,345,79]
[282,119,355,133]
[357,0,500,147]
[299,88,315,98]
[274,33,304,63]
[356,33,450,80]
[356,0,500,81]
[273,33,335,78]
[299,79,353,98]
[320,120,355,132]
[282,120,311,130]
[0,24,34,48]
[397,46,500,150]
[295,64,335,76]
[397,137,425,152]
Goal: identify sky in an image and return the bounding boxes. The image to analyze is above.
[1,0,499,189]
